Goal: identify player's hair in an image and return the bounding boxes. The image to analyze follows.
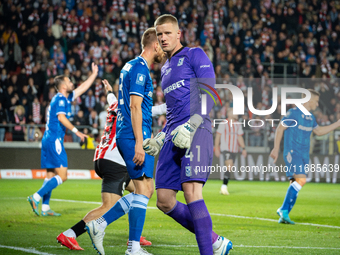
[54,75,67,90]
[141,27,158,49]
[154,14,179,28]
[307,89,320,97]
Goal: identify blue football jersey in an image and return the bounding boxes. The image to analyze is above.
[282,107,318,158]
[45,91,75,139]
[160,47,216,142]
[116,56,153,140]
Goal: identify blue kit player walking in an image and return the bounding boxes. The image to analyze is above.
[86,28,165,255]
[143,14,232,255]
[270,89,340,224]
[28,63,98,216]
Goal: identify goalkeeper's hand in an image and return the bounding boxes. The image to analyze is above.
[171,114,203,149]
[143,132,165,156]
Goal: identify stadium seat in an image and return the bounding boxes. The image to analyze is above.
[4,132,12,141]
[64,134,73,142]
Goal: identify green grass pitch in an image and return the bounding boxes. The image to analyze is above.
[0,179,339,255]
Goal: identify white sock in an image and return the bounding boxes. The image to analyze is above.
[95,216,108,232]
[128,240,140,253]
[33,193,41,201]
[221,184,227,189]
[212,236,223,250]
[42,204,50,211]
[63,229,76,238]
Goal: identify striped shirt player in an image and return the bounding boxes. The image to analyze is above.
[58,79,165,250]
[214,109,247,195]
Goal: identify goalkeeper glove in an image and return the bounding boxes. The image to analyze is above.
[171,114,203,149]
[143,132,165,156]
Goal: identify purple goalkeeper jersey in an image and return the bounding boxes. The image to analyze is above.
[161,47,216,142]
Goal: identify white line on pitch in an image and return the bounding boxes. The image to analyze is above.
[49,198,340,229]
[39,244,340,250]
[0,244,55,255]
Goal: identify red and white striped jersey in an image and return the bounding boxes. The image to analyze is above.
[93,93,126,166]
[216,120,243,153]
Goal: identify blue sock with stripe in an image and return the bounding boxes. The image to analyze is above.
[42,178,52,206]
[101,193,133,225]
[36,175,63,199]
[281,182,302,211]
[128,193,149,253]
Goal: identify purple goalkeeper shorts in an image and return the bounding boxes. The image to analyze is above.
[155,128,213,191]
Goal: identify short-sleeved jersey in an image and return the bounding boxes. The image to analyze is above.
[161,47,215,142]
[94,93,126,166]
[45,91,75,139]
[216,121,244,153]
[282,107,318,158]
[116,56,153,140]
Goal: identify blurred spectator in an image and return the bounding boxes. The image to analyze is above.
[249,116,264,147]
[13,105,26,141]
[0,102,7,141]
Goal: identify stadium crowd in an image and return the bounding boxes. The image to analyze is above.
[0,0,340,147]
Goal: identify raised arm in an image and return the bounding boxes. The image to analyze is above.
[73,63,98,99]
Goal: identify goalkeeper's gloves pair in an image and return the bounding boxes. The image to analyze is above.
[143,114,203,155]
[143,131,165,156]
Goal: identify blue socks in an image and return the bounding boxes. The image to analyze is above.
[37,175,63,198]
[282,182,302,211]
[42,178,52,206]
[128,194,149,253]
[102,193,133,225]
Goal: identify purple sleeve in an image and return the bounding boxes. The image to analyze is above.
[190,48,216,119]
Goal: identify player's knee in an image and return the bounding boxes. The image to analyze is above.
[60,175,67,182]
[296,178,306,187]
[156,199,172,213]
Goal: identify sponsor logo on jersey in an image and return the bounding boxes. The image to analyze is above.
[163,80,185,96]
[200,65,210,68]
[298,125,313,131]
[177,57,184,66]
[148,91,153,97]
[123,63,132,71]
[165,68,172,75]
[136,73,146,86]
[59,100,65,107]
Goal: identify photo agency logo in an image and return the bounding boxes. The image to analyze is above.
[199,83,312,128]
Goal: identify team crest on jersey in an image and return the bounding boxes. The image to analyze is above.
[136,73,146,86]
[177,57,184,66]
[185,166,191,177]
[59,100,65,107]
[148,91,153,97]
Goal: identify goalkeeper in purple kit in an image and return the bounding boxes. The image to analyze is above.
[142,14,233,255]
